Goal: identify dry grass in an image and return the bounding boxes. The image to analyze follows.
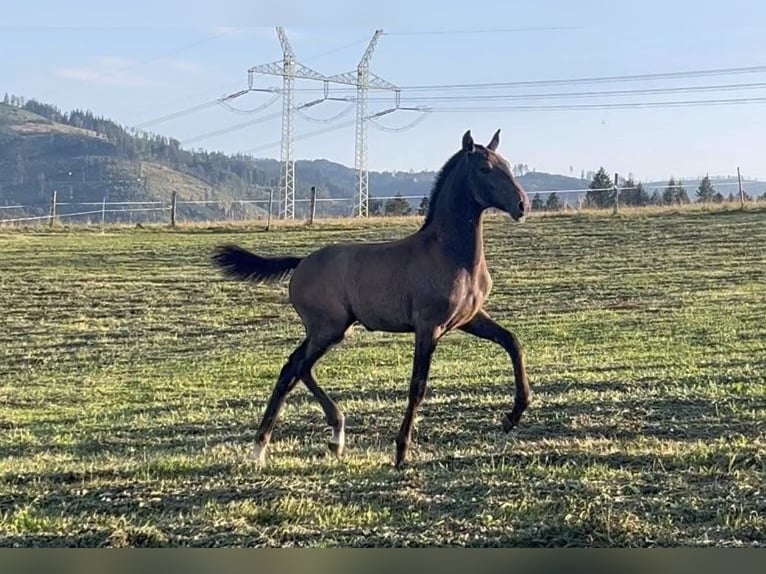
[0,209,764,547]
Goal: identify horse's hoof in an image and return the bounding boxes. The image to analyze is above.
[249,444,267,465]
[327,441,344,458]
[501,414,516,433]
[394,442,409,469]
[327,426,345,458]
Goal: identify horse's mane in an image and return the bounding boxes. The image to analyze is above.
[420,149,469,229]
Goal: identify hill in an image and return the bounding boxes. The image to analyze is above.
[0,100,275,222]
[12,96,747,220]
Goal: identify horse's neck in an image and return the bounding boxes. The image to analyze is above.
[427,177,486,270]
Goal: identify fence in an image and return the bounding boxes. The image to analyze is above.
[1,176,763,228]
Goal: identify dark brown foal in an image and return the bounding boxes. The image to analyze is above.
[213,128,531,468]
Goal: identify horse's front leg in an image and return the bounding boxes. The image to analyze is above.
[395,329,438,468]
[460,309,529,432]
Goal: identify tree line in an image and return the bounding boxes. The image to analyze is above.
[370,164,766,218]
[531,167,764,212]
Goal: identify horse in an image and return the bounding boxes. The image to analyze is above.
[212,129,531,468]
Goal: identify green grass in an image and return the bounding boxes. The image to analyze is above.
[0,210,764,547]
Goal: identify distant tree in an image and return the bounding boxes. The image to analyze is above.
[531,194,544,212]
[676,181,690,204]
[586,167,613,208]
[634,182,650,206]
[713,192,725,203]
[580,169,585,180]
[650,190,663,205]
[727,192,736,202]
[2,93,8,105]
[662,178,676,205]
[662,177,689,205]
[620,177,649,206]
[417,195,430,216]
[369,198,383,216]
[696,175,716,203]
[545,192,562,211]
[384,194,412,216]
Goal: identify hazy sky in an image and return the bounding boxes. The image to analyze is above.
[3,1,766,181]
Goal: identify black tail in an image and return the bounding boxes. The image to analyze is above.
[211,244,302,283]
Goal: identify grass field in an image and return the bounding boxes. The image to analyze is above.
[1,209,764,547]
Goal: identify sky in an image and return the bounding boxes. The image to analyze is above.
[3,1,766,182]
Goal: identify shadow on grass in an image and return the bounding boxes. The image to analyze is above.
[2,369,763,547]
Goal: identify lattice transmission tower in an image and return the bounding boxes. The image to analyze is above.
[326,30,398,217]
[247,28,401,218]
[247,28,325,219]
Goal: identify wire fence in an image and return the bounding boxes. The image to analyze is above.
[1,179,763,228]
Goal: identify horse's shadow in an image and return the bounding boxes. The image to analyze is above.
[2,371,760,547]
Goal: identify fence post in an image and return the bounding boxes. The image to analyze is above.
[612,172,620,215]
[309,186,317,225]
[101,196,106,228]
[170,190,177,227]
[49,189,57,227]
[737,167,745,209]
[267,187,274,231]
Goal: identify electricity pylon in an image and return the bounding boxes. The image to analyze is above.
[248,27,325,219]
[248,28,399,218]
[326,30,398,217]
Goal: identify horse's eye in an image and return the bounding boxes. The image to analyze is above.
[480,165,492,174]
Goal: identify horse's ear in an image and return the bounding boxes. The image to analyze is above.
[487,129,501,151]
[462,129,475,153]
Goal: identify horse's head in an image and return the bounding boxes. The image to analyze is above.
[462,129,530,221]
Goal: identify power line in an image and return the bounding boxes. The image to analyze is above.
[398,64,766,91]
[385,26,583,36]
[126,62,766,138]
[124,38,369,131]
[369,110,432,132]
[218,93,282,115]
[124,80,246,125]
[368,81,766,103]
[181,110,283,146]
[427,96,766,112]
[296,102,355,123]
[182,93,766,147]
[133,99,223,129]
[240,119,356,154]
[238,108,430,154]
[301,37,372,62]
[118,77,766,133]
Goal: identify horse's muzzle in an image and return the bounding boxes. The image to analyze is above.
[511,198,530,222]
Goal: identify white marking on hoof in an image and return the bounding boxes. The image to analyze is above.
[329,427,345,448]
[250,443,267,465]
[327,426,345,457]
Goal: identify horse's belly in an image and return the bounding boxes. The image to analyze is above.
[355,314,414,333]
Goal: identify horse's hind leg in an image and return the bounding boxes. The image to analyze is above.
[301,369,345,457]
[251,339,308,463]
[252,323,347,464]
[297,321,348,456]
